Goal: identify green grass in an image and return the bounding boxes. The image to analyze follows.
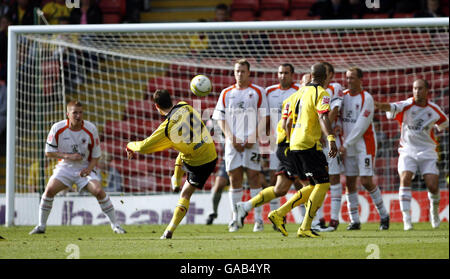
[0,223,448,259]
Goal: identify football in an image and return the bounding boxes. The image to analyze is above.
[190,75,212,97]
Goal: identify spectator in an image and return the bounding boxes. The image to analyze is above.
[0,14,9,153]
[392,0,421,14]
[309,0,353,19]
[414,0,446,17]
[69,0,103,24]
[42,0,71,25]
[124,0,141,23]
[0,0,10,18]
[0,84,6,156]
[214,3,231,22]
[0,14,11,83]
[27,158,58,193]
[8,0,37,25]
[57,15,70,25]
[98,150,123,193]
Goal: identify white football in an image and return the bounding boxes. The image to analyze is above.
[190,75,212,97]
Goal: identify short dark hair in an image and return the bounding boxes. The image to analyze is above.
[348,67,363,79]
[322,61,334,74]
[216,3,229,12]
[311,63,327,85]
[280,63,295,73]
[152,89,173,110]
[415,78,430,89]
[235,58,250,71]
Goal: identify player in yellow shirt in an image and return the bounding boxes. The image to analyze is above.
[126,89,217,239]
[234,84,311,233]
[42,0,71,25]
[271,63,337,238]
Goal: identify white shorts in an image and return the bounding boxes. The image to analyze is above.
[224,142,262,172]
[323,146,344,175]
[398,152,439,177]
[344,153,374,177]
[49,164,101,192]
[269,151,280,170]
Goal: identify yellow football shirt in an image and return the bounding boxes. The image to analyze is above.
[42,2,71,25]
[276,92,299,144]
[127,102,217,166]
[289,84,330,151]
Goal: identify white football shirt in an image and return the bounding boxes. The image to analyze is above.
[212,83,269,142]
[386,97,449,157]
[341,89,377,157]
[45,119,102,170]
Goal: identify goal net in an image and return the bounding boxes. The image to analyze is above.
[4,18,449,226]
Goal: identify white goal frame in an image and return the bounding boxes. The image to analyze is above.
[5,18,449,226]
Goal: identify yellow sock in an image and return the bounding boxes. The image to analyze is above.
[250,186,276,208]
[277,185,314,217]
[300,182,330,231]
[173,154,185,187]
[167,198,189,232]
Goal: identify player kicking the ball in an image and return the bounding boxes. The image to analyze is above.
[126,89,217,239]
[29,101,126,235]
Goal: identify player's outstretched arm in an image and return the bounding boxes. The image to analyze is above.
[374,101,391,112]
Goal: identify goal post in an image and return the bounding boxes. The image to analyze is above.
[5,18,449,227]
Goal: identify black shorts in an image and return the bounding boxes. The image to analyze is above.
[275,143,307,181]
[183,158,218,189]
[291,146,329,185]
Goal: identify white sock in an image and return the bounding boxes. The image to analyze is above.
[38,195,53,229]
[312,206,324,226]
[428,191,440,217]
[229,188,243,222]
[298,203,306,224]
[399,186,412,213]
[98,195,117,226]
[250,188,263,223]
[369,186,389,219]
[269,197,280,212]
[330,183,342,221]
[402,210,411,223]
[346,192,360,224]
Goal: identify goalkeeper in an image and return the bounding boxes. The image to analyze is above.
[126,89,217,239]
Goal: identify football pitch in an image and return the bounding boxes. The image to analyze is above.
[0,222,448,259]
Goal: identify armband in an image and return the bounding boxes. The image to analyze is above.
[327,135,336,142]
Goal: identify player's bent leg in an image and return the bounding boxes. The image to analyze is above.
[268,184,315,236]
[300,182,330,232]
[85,180,126,234]
[162,182,195,239]
[277,185,314,217]
[30,178,68,235]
